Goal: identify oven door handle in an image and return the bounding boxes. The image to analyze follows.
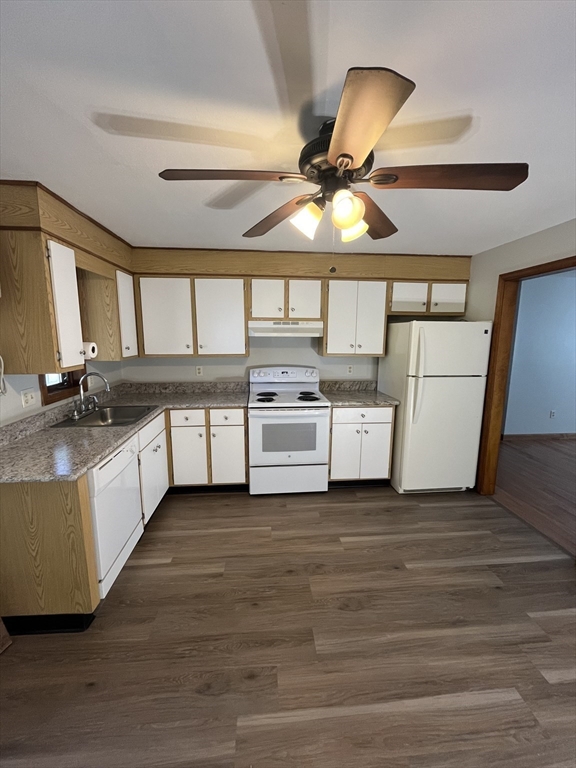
[248,408,331,419]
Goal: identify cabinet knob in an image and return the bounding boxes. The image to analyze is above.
[278,307,283,312]
[350,344,354,348]
[434,302,438,306]
[184,417,189,421]
[224,415,229,420]
[358,344,362,349]
[361,413,366,418]
[199,344,204,349]
[198,432,203,437]
[364,429,369,434]
[125,346,130,350]
[212,432,216,438]
[186,344,191,349]
[291,307,295,312]
[422,302,426,306]
[79,349,86,356]
[356,429,360,434]
[156,444,161,449]
[152,447,158,453]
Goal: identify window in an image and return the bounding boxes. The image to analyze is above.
[39,369,85,405]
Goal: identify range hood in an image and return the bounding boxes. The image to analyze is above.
[248,320,324,337]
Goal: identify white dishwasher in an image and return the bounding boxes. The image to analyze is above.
[87,436,144,598]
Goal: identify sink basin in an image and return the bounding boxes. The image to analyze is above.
[53,405,157,428]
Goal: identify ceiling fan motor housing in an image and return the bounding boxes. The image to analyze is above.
[298,132,374,187]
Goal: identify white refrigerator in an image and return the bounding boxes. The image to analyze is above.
[378,321,492,493]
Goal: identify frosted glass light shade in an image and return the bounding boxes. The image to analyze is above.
[341,219,369,242]
[331,189,365,230]
[290,201,323,239]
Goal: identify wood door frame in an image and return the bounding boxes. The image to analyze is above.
[476,255,576,495]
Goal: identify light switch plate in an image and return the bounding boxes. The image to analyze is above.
[21,388,37,408]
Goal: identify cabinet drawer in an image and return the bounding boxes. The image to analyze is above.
[170,409,205,427]
[332,407,393,424]
[138,412,166,451]
[209,408,245,426]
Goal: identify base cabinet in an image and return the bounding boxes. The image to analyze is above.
[170,408,246,486]
[330,407,394,480]
[139,429,169,523]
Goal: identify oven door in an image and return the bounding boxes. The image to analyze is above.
[248,408,331,467]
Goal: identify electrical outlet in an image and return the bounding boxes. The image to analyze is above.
[347,365,354,375]
[549,410,556,419]
[21,388,37,408]
[196,366,203,377]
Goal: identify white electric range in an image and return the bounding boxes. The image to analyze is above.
[248,366,331,495]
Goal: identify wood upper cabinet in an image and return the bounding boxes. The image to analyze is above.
[250,278,322,320]
[325,280,387,356]
[288,279,322,319]
[195,278,247,356]
[139,277,194,355]
[116,271,138,357]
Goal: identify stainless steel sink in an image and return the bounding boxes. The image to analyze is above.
[53,405,157,428]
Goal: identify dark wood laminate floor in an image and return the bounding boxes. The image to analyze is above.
[1,487,575,768]
[495,437,576,555]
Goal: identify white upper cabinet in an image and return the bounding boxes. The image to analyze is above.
[195,278,246,355]
[140,277,194,355]
[326,280,358,354]
[116,271,138,357]
[46,240,85,368]
[251,279,285,318]
[429,282,467,314]
[390,282,429,313]
[288,279,322,319]
[326,280,387,355]
[355,281,387,355]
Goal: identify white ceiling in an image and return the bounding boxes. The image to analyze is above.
[1,0,575,255]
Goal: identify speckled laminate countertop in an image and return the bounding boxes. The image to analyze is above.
[0,388,398,483]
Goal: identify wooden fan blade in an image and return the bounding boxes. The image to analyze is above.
[327,68,415,170]
[354,192,398,239]
[159,169,307,182]
[243,195,316,238]
[368,163,529,190]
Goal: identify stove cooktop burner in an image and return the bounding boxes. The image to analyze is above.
[257,392,278,397]
[299,391,316,396]
[256,397,276,402]
[298,395,320,401]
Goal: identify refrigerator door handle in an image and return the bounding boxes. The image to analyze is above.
[413,376,425,425]
[417,327,426,378]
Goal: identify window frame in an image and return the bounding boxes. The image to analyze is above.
[39,368,85,406]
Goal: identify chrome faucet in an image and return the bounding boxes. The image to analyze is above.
[71,372,111,420]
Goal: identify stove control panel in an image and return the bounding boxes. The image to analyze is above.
[250,366,319,383]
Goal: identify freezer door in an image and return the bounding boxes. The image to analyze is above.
[398,376,487,491]
[408,322,492,377]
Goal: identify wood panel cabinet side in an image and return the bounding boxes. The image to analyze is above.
[77,270,122,361]
[0,230,61,374]
[0,478,100,616]
[0,182,41,227]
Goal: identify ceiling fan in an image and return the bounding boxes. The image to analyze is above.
[159,67,529,243]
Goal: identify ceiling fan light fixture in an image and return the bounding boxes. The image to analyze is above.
[290,200,324,240]
[341,219,369,242]
[331,189,366,230]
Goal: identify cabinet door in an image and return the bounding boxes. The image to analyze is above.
[355,281,387,355]
[47,240,84,368]
[140,278,193,355]
[390,282,428,313]
[359,423,392,479]
[139,430,169,523]
[330,423,362,480]
[429,283,467,314]
[251,279,285,318]
[288,280,322,318]
[210,425,246,484]
[326,281,358,354]
[116,271,138,357]
[195,279,246,355]
[171,427,208,485]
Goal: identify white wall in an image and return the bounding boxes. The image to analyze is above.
[0,361,123,427]
[504,270,576,435]
[120,337,377,383]
[467,219,576,320]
